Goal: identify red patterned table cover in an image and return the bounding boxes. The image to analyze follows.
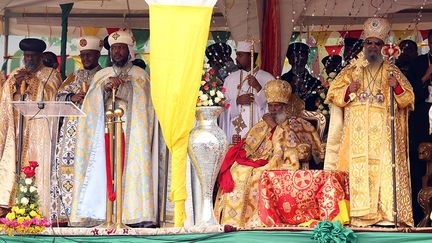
[258,170,349,226]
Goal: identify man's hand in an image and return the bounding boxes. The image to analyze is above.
[14,70,30,87]
[388,75,398,87]
[104,77,126,92]
[70,92,86,103]
[237,93,254,105]
[262,113,277,129]
[297,144,312,162]
[348,81,361,93]
[232,134,241,145]
[421,64,432,83]
[247,75,261,92]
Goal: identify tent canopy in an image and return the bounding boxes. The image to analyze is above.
[0,0,431,66]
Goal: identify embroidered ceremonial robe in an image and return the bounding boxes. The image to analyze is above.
[324,57,414,226]
[50,66,101,224]
[70,64,155,225]
[220,69,274,144]
[0,65,61,217]
[215,117,322,227]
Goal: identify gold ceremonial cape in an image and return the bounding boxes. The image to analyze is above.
[71,65,155,225]
[0,66,61,216]
[215,118,322,227]
[325,58,414,226]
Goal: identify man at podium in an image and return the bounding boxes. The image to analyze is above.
[0,38,62,217]
[71,30,156,226]
[50,36,103,224]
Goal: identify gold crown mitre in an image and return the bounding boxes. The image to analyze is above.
[265,79,292,104]
[363,18,391,41]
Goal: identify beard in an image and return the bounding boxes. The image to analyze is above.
[24,61,39,71]
[272,112,288,125]
[112,56,129,67]
[364,49,383,64]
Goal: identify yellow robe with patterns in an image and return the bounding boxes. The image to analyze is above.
[215,117,322,227]
[325,57,414,226]
[0,65,61,216]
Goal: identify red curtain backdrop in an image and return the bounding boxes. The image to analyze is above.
[325,45,343,55]
[338,30,363,39]
[420,30,429,40]
[261,0,281,77]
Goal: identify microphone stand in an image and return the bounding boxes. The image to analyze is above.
[16,80,27,177]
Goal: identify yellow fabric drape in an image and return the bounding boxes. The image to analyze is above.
[72,55,83,69]
[81,26,100,37]
[149,5,213,227]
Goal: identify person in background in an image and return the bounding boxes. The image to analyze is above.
[281,42,324,111]
[205,42,238,81]
[220,40,274,144]
[42,51,59,69]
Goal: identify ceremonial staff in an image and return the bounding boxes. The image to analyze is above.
[382,43,401,228]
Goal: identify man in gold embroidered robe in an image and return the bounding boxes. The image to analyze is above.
[50,36,102,224]
[324,18,414,227]
[71,30,156,226]
[215,79,324,227]
[0,38,61,217]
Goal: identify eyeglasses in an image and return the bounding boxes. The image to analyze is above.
[365,40,384,46]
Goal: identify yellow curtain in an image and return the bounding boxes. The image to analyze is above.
[148,5,213,227]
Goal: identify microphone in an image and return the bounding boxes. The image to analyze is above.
[37,67,55,110]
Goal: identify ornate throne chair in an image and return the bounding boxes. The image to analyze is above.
[417,142,432,227]
[286,95,327,169]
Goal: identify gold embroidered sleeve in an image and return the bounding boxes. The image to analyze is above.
[391,64,414,111]
[325,66,353,107]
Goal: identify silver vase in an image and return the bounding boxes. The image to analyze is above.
[188,106,228,226]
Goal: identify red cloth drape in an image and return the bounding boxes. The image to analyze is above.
[218,140,268,193]
[104,132,126,201]
[261,0,281,77]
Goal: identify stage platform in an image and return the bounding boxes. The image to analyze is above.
[1,226,432,242]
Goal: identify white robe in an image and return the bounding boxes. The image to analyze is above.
[220,69,274,143]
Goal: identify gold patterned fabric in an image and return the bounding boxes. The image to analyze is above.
[214,117,323,227]
[325,58,414,226]
[0,66,61,216]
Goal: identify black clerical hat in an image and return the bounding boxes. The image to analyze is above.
[19,38,46,53]
[103,35,110,51]
[344,37,363,47]
[321,55,342,66]
[286,42,310,57]
[205,43,232,60]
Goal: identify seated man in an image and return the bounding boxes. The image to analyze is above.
[214,79,324,227]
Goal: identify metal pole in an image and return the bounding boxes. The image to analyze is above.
[160,145,170,227]
[390,82,398,228]
[114,107,127,229]
[3,10,10,75]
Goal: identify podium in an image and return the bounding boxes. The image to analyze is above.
[11,101,86,117]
